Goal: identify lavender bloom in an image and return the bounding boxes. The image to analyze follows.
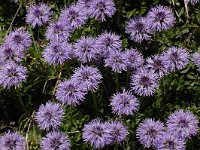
[43,41,72,65]
[191,52,200,71]
[35,101,64,131]
[136,118,164,148]
[125,48,144,69]
[77,0,93,16]
[104,50,127,73]
[147,5,175,31]
[125,17,152,43]
[0,131,26,150]
[59,4,88,30]
[71,66,103,91]
[74,36,99,63]
[82,119,113,149]
[5,28,32,51]
[96,32,122,58]
[45,20,72,42]
[0,61,27,89]
[146,54,169,77]
[110,89,139,116]
[184,0,199,5]
[166,109,199,140]
[130,67,159,96]
[89,0,116,22]
[164,47,189,72]
[156,132,186,150]
[41,131,71,150]
[26,3,52,28]
[55,79,87,106]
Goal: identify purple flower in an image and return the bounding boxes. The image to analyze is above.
[26,3,52,28]
[45,20,72,42]
[146,54,169,77]
[105,121,129,144]
[136,118,164,148]
[77,0,93,16]
[43,41,72,65]
[147,5,175,31]
[41,131,71,150]
[155,132,186,150]
[164,46,189,72]
[130,67,159,96]
[82,119,113,149]
[104,50,127,73]
[89,0,116,22]
[0,131,26,150]
[59,4,88,30]
[35,101,64,131]
[55,79,87,106]
[5,28,32,51]
[74,36,99,63]
[0,61,27,89]
[184,0,199,5]
[191,52,200,71]
[96,31,122,58]
[124,48,144,69]
[125,17,152,43]
[71,66,103,91]
[166,109,199,140]
[110,89,139,116]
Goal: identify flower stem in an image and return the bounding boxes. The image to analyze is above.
[16,88,28,115]
[91,92,98,115]
[115,73,120,91]
[114,142,118,150]
[117,0,122,25]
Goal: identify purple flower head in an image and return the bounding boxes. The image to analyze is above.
[156,131,186,150]
[26,3,52,28]
[82,119,113,149]
[45,20,72,42]
[110,89,139,116]
[191,52,200,71]
[89,0,116,22]
[35,101,64,131]
[130,67,159,96]
[164,46,189,72]
[41,131,71,150]
[146,54,169,77]
[105,121,129,144]
[71,65,103,92]
[77,0,93,16]
[104,50,127,73]
[59,4,88,30]
[125,48,144,69]
[147,5,175,31]
[5,28,32,51]
[55,79,87,106]
[0,131,26,150]
[74,36,99,63]
[184,0,199,5]
[96,31,122,58]
[43,41,72,66]
[136,118,164,148]
[166,109,199,140]
[125,17,153,43]
[0,61,27,89]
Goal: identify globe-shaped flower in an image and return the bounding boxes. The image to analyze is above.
[166,109,199,140]
[147,5,175,31]
[136,118,164,148]
[55,79,87,106]
[110,89,139,116]
[191,52,200,71]
[130,67,159,96]
[82,119,113,149]
[77,0,93,16]
[5,28,32,51]
[89,0,116,22]
[41,131,71,150]
[0,131,26,150]
[71,66,103,91]
[26,3,52,28]
[0,61,27,89]
[125,17,152,43]
[43,41,72,65]
[184,0,199,5]
[35,101,64,131]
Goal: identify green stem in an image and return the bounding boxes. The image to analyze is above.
[16,88,28,115]
[70,107,73,126]
[91,92,98,115]
[126,69,130,86]
[114,142,118,150]
[117,0,122,25]
[115,73,119,91]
